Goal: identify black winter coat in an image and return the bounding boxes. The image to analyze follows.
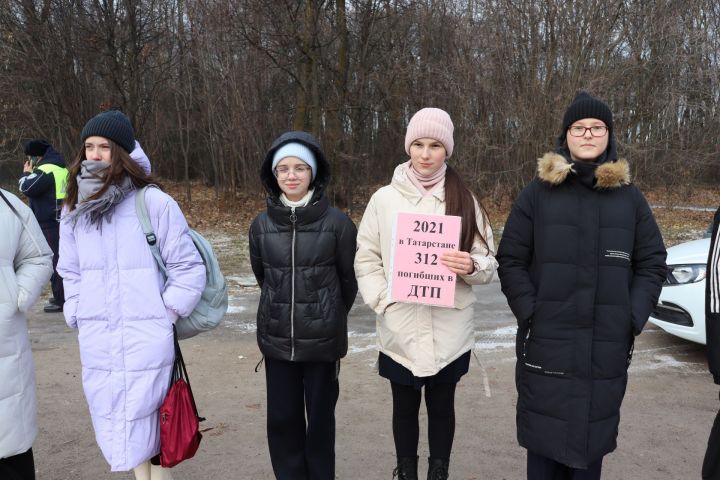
[706,207,720,384]
[18,147,67,227]
[497,152,667,468]
[249,131,358,362]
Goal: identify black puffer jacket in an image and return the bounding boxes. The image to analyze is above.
[249,131,358,362]
[497,152,667,468]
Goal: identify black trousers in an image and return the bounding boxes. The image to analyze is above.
[390,381,457,460]
[703,403,720,479]
[527,451,603,480]
[265,357,339,480]
[0,448,35,480]
[41,223,63,304]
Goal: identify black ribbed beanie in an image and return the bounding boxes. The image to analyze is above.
[562,92,613,132]
[81,111,135,153]
[24,139,51,156]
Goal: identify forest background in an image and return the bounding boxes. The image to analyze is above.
[1,0,719,245]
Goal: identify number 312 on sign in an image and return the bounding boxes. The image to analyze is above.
[389,212,462,307]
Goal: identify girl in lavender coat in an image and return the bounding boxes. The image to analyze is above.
[57,111,206,479]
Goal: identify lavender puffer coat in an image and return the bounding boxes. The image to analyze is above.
[58,187,206,471]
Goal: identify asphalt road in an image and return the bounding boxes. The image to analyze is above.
[26,280,717,479]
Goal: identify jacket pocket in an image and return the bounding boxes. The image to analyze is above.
[522,334,573,378]
[383,300,400,316]
[520,319,532,359]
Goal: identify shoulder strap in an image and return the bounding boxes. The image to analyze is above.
[135,185,168,277]
[1,189,46,256]
[0,189,23,222]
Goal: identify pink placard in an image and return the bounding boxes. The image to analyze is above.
[389,212,462,307]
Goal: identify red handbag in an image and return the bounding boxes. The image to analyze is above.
[159,327,204,467]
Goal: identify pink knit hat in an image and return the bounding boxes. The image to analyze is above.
[404,108,454,158]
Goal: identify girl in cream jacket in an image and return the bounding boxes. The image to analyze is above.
[355,108,497,480]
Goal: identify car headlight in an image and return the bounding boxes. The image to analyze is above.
[666,264,706,285]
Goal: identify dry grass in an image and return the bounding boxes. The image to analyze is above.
[172,183,718,254]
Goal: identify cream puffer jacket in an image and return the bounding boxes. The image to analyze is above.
[355,164,498,377]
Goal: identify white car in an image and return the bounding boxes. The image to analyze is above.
[648,237,710,344]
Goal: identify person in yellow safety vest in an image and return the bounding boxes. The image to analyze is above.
[18,139,69,313]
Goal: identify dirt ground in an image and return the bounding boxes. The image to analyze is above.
[26,279,718,480]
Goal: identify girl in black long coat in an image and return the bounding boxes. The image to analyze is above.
[497,92,667,479]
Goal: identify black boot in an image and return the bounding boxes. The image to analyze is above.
[427,457,449,480]
[392,456,419,480]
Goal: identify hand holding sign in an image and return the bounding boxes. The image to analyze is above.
[440,250,474,275]
[389,212,462,307]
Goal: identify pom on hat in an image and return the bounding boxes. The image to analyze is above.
[562,92,613,132]
[271,142,317,180]
[24,139,50,157]
[81,111,135,154]
[404,108,454,158]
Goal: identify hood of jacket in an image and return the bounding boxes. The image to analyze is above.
[261,131,330,203]
[130,141,151,175]
[37,146,66,168]
[537,152,630,189]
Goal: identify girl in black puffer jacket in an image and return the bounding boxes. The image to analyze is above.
[248,131,357,480]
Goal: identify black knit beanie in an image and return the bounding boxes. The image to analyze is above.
[562,91,613,132]
[24,139,50,157]
[80,111,135,153]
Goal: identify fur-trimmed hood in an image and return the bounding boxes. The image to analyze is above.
[537,152,630,189]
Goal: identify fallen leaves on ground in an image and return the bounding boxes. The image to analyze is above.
[164,181,718,249]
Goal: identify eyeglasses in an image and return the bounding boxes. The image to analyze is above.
[568,125,609,137]
[275,165,311,178]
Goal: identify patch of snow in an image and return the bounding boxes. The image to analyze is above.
[485,325,517,336]
[474,340,515,350]
[651,204,716,212]
[226,305,246,314]
[224,322,257,333]
[348,330,376,339]
[630,354,697,372]
[472,325,517,350]
[348,344,377,354]
[226,275,259,287]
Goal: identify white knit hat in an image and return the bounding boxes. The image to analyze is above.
[271,142,317,180]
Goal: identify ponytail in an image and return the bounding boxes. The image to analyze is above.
[444,165,490,253]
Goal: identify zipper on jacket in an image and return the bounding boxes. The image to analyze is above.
[290,207,297,361]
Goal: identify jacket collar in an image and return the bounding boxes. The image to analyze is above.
[390,163,445,205]
[537,152,630,189]
[38,146,67,168]
[267,193,329,226]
